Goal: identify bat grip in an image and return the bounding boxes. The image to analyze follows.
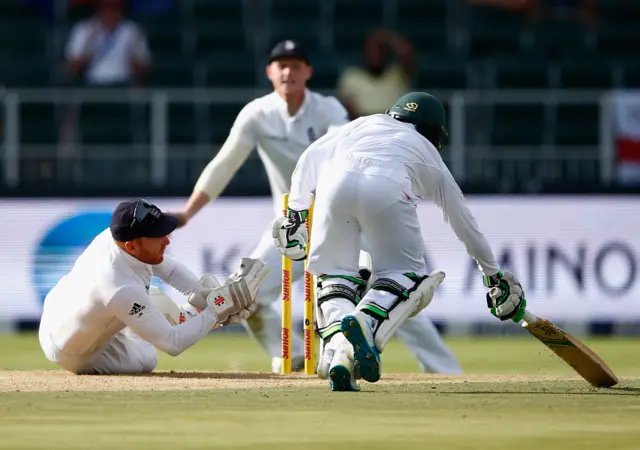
[490,287,537,324]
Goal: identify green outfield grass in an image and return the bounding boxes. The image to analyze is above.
[1,333,639,449]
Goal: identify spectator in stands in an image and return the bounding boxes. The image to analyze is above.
[337,28,415,120]
[65,0,151,86]
[59,0,152,182]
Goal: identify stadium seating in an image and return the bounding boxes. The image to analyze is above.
[1,0,638,193]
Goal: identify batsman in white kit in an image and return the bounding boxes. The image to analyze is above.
[39,198,269,374]
[176,40,461,374]
[273,92,528,391]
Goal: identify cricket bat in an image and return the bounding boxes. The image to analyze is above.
[519,309,618,388]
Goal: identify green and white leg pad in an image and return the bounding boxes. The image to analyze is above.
[356,270,446,353]
[314,276,367,388]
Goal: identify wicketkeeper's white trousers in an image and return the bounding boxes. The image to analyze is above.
[244,179,462,374]
[40,326,158,374]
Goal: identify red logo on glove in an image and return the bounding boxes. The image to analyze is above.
[214,296,225,306]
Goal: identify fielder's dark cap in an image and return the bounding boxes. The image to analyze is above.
[269,40,309,64]
[110,198,178,242]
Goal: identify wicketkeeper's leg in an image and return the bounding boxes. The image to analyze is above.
[41,327,159,375]
[84,328,158,374]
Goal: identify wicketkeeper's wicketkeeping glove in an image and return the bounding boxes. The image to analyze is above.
[203,258,269,324]
[483,270,527,322]
[272,208,309,261]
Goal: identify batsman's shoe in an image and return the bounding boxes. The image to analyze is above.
[317,349,333,380]
[328,347,360,392]
[340,313,381,383]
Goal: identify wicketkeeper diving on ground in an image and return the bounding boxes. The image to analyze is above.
[273,92,528,391]
[39,198,269,374]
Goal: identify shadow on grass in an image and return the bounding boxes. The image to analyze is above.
[127,371,311,380]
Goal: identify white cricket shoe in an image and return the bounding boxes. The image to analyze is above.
[328,346,360,392]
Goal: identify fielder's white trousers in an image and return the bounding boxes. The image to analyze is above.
[245,178,462,374]
[39,326,158,374]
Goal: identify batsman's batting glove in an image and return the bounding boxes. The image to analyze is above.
[483,270,527,322]
[272,209,309,261]
[286,208,308,224]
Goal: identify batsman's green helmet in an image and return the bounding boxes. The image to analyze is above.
[385,92,448,149]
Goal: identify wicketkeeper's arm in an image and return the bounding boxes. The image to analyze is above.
[109,286,218,357]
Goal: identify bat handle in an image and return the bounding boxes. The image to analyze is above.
[520,310,537,325]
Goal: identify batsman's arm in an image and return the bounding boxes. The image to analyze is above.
[109,286,218,356]
[151,255,200,296]
[181,104,258,223]
[422,165,500,276]
[288,129,340,211]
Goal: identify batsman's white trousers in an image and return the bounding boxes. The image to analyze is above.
[309,165,461,373]
[245,197,462,373]
[40,326,157,374]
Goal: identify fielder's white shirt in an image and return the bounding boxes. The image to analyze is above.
[65,18,150,85]
[39,230,218,358]
[194,89,349,215]
[288,114,500,276]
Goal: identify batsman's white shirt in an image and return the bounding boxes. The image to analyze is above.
[39,229,218,374]
[288,113,500,277]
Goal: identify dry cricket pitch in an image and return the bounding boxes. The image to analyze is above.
[1,335,639,449]
[0,370,627,392]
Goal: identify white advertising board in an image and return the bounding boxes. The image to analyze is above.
[1,197,639,323]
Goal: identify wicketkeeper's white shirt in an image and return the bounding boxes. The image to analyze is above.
[194,89,349,216]
[287,113,501,276]
[39,229,218,359]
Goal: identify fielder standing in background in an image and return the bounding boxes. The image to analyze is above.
[273,92,527,391]
[174,40,461,374]
[39,198,268,375]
